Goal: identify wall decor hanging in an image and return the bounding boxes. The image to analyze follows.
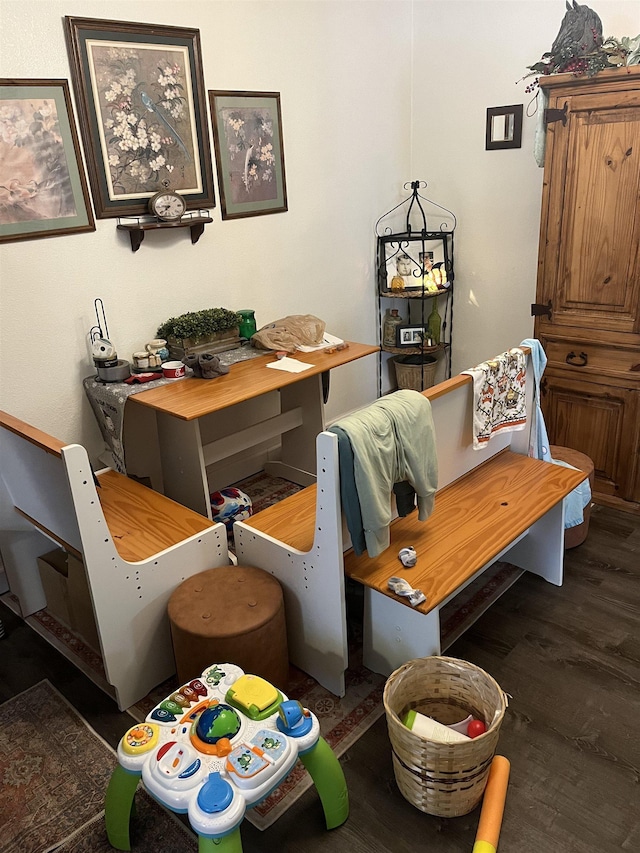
[0,78,95,243]
[209,90,287,220]
[64,16,215,218]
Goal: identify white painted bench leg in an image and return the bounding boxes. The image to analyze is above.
[234,526,347,697]
[505,502,565,586]
[362,588,441,677]
[156,413,211,519]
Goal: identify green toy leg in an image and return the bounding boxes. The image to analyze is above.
[299,736,349,829]
[198,828,243,852]
[105,765,141,851]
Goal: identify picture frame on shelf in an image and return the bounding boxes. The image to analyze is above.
[64,16,215,218]
[209,90,287,220]
[378,232,452,294]
[0,78,95,243]
[397,325,433,348]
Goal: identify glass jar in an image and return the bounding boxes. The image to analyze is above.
[237,309,257,340]
[383,308,404,348]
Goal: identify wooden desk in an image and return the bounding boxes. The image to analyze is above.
[128,341,378,518]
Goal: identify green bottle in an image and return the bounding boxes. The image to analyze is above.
[427,300,441,345]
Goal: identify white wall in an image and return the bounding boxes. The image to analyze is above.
[1,0,638,459]
[0,0,412,457]
[411,0,639,374]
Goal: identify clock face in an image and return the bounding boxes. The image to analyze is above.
[149,191,187,221]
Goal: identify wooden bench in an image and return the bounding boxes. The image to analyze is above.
[234,348,587,696]
[0,410,228,710]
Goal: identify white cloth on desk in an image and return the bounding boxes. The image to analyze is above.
[332,390,438,558]
[461,348,527,450]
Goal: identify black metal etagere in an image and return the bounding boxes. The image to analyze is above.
[375,180,456,397]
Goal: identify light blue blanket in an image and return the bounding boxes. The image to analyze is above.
[520,338,591,529]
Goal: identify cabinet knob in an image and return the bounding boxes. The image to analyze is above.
[566,351,588,367]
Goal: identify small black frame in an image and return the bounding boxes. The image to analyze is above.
[485,105,523,150]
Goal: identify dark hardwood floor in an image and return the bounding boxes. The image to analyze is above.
[1,503,638,852]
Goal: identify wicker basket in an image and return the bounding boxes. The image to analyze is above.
[383,656,507,817]
[393,354,438,391]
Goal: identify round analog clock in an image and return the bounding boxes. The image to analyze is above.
[148,189,187,222]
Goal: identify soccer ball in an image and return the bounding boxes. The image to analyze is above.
[210,487,253,531]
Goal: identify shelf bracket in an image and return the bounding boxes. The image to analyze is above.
[128,229,144,252]
[190,222,206,245]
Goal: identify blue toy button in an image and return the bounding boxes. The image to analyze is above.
[197,772,234,814]
[150,708,177,723]
[276,700,314,737]
[178,758,202,779]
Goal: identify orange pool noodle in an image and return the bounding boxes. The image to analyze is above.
[472,755,510,853]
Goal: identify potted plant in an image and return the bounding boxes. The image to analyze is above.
[157,307,241,357]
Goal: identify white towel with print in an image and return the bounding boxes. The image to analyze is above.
[462,348,527,450]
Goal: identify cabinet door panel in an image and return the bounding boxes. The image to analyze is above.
[541,370,640,501]
[539,91,640,334]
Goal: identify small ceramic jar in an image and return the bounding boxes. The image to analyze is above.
[146,339,170,363]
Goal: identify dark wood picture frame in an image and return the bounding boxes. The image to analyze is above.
[0,78,95,243]
[64,16,215,218]
[485,104,523,150]
[209,90,287,220]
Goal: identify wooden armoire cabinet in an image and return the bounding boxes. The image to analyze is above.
[534,67,640,513]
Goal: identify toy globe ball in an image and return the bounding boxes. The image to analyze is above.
[210,488,252,531]
[196,704,241,744]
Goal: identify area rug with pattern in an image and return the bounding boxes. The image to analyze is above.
[0,680,197,853]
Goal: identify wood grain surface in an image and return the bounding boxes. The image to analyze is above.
[96,469,213,562]
[243,449,586,614]
[344,449,586,612]
[128,341,379,420]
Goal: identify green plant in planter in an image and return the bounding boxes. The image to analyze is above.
[157,308,240,345]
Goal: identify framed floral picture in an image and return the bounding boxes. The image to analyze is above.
[209,90,287,220]
[0,79,95,243]
[64,17,215,218]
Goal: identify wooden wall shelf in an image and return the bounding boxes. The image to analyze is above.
[117,214,213,252]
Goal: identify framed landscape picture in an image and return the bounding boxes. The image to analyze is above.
[0,79,95,243]
[64,16,215,218]
[210,90,287,220]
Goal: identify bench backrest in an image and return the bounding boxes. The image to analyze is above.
[0,411,83,556]
[422,349,533,488]
[0,409,229,710]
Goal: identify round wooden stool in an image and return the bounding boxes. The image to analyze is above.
[550,445,594,549]
[168,565,289,689]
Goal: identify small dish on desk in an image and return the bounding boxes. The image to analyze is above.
[162,361,186,379]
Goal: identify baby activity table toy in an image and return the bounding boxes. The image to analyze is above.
[105,663,349,852]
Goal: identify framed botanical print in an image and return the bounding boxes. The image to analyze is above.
[0,79,95,243]
[64,16,215,218]
[210,90,287,220]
